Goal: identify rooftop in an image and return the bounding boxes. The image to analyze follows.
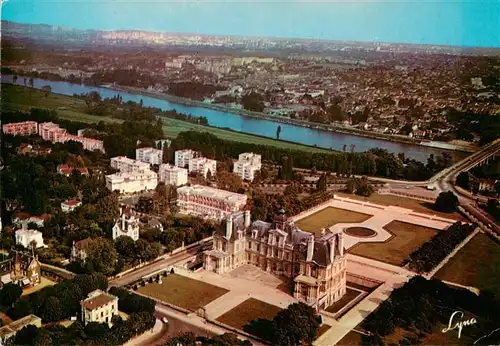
[177,184,247,202]
[80,289,117,311]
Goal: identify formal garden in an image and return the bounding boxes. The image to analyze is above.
[348,220,439,266]
[295,207,372,236]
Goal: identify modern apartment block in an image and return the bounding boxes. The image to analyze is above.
[174,149,196,168]
[110,156,150,173]
[158,163,188,186]
[233,152,262,181]
[2,121,39,136]
[136,147,163,165]
[177,185,247,220]
[105,169,158,194]
[188,157,217,179]
[38,122,105,152]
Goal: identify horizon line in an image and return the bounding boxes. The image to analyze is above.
[3,19,500,51]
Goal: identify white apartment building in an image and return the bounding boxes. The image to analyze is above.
[136,147,163,165]
[2,121,39,136]
[177,185,247,220]
[110,156,150,173]
[15,229,46,249]
[105,170,158,194]
[112,212,140,241]
[175,149,196,168]
[81,290,119,327]
[189,157,217,179]
[233,152,262,181]
[158,164,188,186]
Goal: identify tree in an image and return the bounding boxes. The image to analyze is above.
[136,196,154,214]
[28,77,34,88]
[95,193,119,226]
[115,235,136,259]
[13,75,18,84]
[39,296,64,322]
[13,324,39,346]
[216,171,243,192]
[434,191,459,213]
[41,85,52,97]
[276,125,282,140]
[86,238,117,275]
[0,282,22,307]
[271,302,320,346]
[455,171,469,190]
[316,174,327,192]
[241,92,265,112]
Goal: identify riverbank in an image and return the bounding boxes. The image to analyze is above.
[0,83,332,154]
[105,84,475,153]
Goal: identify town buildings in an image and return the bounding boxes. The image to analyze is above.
[2,121,38,136]
[15,229,46,249]
[158,164,188,186]
[112,210,140,241]
[0,315,42,343]
[38,122,105,152]
[136,147,163,165]
[71,238,92,262]
[80,289,119,327]
[177,185,247,220]
[61,199,82,213]
[174,149,196,168]
[203,209,347,310]
[233,152,262,181]
[110,156,150,173]
[105,169,158,194]
[9,253,42,287]
[188,157,217,179]
[107,156,158,193]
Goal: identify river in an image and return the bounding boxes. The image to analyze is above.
[1,75,467,163]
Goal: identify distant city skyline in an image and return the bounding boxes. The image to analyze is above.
[2,0,499,48]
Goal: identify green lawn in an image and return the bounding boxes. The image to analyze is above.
[325,288,362,314]
[216,298,282,331]
[138,274,228,311]
[348,220,439,266]
[295,207,372,236]
[434,232,500,297]
[2,84,331,153]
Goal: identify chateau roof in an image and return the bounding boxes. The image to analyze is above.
[80,290,117,311]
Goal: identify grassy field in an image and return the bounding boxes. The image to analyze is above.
[325,288,362,314]
[337,192,466,221]
[138,274,228,311]
[434,233,500,297]
[295,207,372,236]
[216,298,282,331]
[2,84,331,153]
[348,220,439,266]
[22,277,56,296]
[336,330,364,345]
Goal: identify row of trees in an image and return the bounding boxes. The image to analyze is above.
[362,276,500,345]
[171,131,452,181]
[404,222,475,273]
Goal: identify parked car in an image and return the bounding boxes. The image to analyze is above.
[162,317,169,324]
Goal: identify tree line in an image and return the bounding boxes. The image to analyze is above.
[362,276,500,345]
[171,130,451,181]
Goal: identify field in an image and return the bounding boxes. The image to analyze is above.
[325,288,362,314]
[2,84,331,153]
[295,207,372,236]
[434,232,500,297]
[22,277,56,296]
[216,298,282,331]
[138,274,228,311]
[337,331,364,345]
[336,192,466,221]
[348,220,439,266]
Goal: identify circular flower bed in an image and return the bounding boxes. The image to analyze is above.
[344,227,377,237]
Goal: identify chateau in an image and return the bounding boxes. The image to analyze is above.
[203,209,347,310]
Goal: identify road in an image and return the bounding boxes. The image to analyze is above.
[110,245,203,287]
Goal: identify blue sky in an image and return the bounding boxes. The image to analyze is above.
[2,0,499,48]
